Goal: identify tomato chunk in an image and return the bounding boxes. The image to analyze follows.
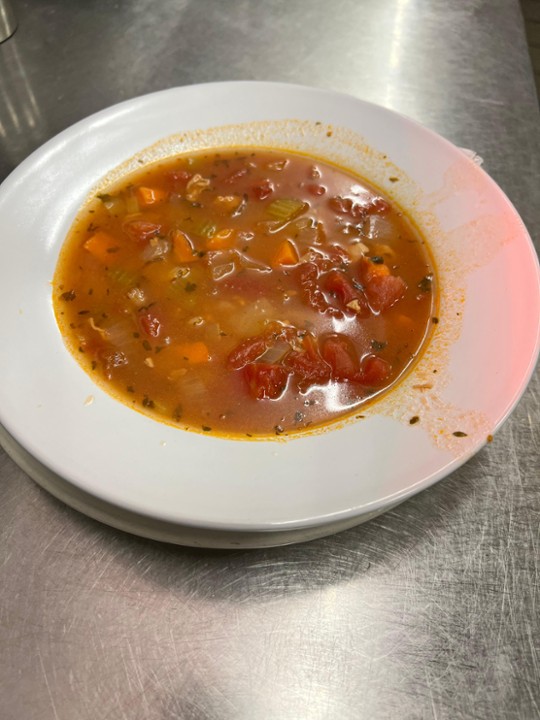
[323,270,369,317]
[355,355,392,386]
[284,334,331,386]
[139,309,162,338]
[365,274,407,312]
[296,262,341,317]
[307,183,326,196]
[321,335,359,381]
[167,169,192,190]
[225,167,249,184]
[358,258,407,312]
[228,335,268,370]
[244,363,290,400]
[123,220,162,243]
[252,179,274,200]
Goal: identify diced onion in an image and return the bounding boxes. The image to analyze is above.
[141,237,171,262]
[212,262,236,281]
[259,339,290,364]
[348,241,369,260]
[177,373,207,402]
[126,287,147,307]
[104,320,138,349]
[365,214,395,242]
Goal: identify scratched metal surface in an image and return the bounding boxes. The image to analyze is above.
[1,0,539,718]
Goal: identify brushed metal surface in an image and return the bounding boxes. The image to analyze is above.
[1,1,539,718]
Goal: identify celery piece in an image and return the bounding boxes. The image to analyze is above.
[195,220,217,239]
[107,267,137,289]
[266,198,307,222]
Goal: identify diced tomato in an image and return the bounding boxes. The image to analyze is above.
[296,262,340,316]
[284,334,331,386]
[167,169,192,190]
[244,363,290,400]
[139,309,162,338]
[321,335,359,381]
[358,258,407,312]
[123,220,162,243]
[225,167,249,184]
[329,195,353,214]
[326,245,351,266]
[323,270,369,317]
[370,197,391,214]
[252,179,274,200]
[307,184,326,196]
[228,335,268,370]
[366,274,407,311]
[355,355,391,386]
[329,195,372,220]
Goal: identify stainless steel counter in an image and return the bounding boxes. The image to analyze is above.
[1,1,539,718]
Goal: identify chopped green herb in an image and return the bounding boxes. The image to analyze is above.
[126,386,135,393]
[185,282,197,292]
[91,360,97,370]
[432,317,439,324]
[142,396,155,408]
[172,405,183,421]
[370,256,384,264]
[453,431,468,437]
[418,275,433,293]
[274,424,284,435]
[202,425,212,432]
[60,290,76,302]
[96,193,113,202]
[409,416,420,425]
[371,340,387,351]
[142,340,151,351]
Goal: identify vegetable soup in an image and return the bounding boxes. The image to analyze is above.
[53,149,437,437]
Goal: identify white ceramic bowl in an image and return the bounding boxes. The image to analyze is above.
[0,82,538,547]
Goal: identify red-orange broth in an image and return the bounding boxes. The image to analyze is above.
[53,148,437,437]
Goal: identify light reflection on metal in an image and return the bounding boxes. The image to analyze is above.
[385,0,412,110]
[0,35,48,164]
[0,0,17,43]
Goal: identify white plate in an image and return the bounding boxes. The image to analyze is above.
[0,81,539,546]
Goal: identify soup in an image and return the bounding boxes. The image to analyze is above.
[53,148,437,437]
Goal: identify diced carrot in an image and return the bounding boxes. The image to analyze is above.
[83,231,123,265]
[368,262,390,278]
[172,230,198,263]
[135,186,168,207]
[272,239,299,267]
[206,228,237,250]
[175,341,211,364]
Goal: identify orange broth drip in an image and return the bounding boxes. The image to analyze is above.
[53,148,436,437]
